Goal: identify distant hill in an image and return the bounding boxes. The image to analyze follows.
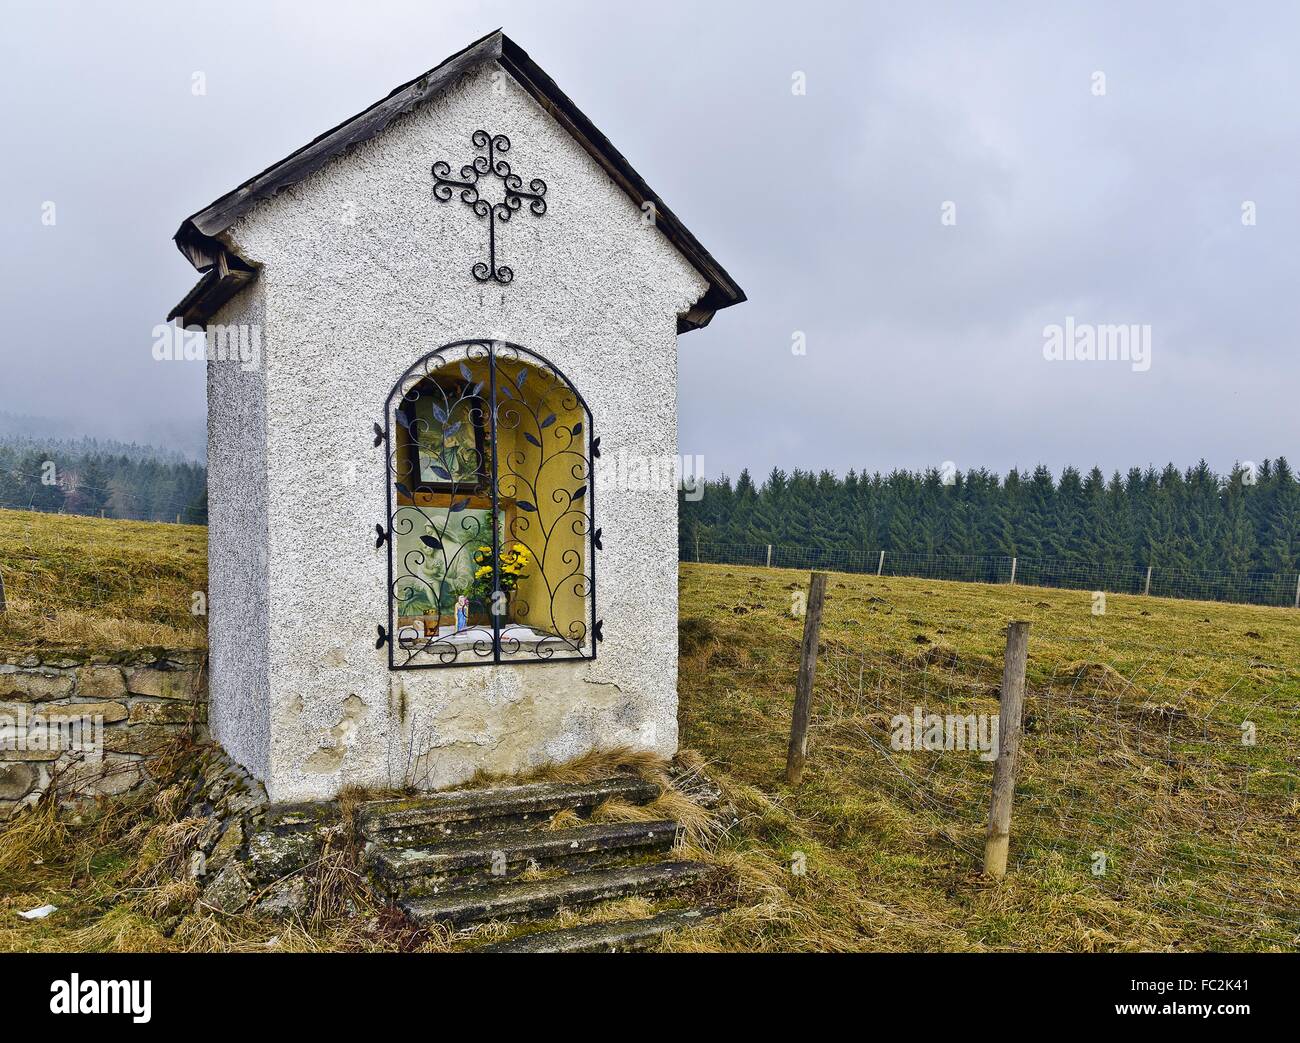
[0,411,205,465]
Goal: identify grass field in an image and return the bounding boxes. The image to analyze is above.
[2,510,1298,951]
[0,508,206,652]
[672,562,1300,951]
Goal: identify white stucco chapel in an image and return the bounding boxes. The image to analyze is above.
[168,30,745,801]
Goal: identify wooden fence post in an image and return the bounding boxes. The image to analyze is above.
[786,571,828,787]
[766,544,772,568]
[1144,565,1153,597]
[1008,556,1017,585]
[0,565,6,614]
[876,550,885,576]
[1293,573,1299,610]
[984,620,1030,878]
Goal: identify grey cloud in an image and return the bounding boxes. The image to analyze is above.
[1,0,1294,479]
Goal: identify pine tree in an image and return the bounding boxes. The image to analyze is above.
[1220,466,1258,576]
[1262,458,1300,574]
[672,456,1296,601]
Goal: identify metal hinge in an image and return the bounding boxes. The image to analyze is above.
[375,625,389,649]
[594,619,604,642]
[373,422,386,448]
[590,436,601,459]
[374,524,388,549]
[592,527,603,551]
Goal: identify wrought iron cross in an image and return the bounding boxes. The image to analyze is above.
[431,130,548,284]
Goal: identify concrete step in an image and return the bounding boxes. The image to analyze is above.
[370,819,679,898]
[478,906,723,953]
[403,860,713,928]
[358,776,660,844]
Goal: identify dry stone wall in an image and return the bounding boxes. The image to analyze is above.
[0,650,207,814]
[2,654,347,922]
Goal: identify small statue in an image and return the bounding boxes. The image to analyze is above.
[455,595,470,632]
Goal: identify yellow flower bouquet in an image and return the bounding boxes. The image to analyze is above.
[467,542,530,607]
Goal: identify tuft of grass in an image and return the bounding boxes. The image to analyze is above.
[1063,660,1137,695]
[462,746,671,791]
[546,808,582,831]
[591,790,720,849]
[0,788,67,876]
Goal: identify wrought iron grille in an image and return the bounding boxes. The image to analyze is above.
[431,131,547,284]
[380,340,599,669]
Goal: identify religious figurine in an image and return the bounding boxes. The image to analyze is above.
[455,595,470,632]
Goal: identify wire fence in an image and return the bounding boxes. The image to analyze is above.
[682,540,1300,608]
[809,612,1300,948]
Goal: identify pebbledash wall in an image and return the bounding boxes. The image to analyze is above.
[0,652,206,814]
[207,62,707,802]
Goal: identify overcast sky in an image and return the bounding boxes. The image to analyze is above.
[1,0,1295,478]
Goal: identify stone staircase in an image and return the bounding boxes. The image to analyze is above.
[357,775,721,951]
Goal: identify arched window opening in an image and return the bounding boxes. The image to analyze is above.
[383,340,598,668]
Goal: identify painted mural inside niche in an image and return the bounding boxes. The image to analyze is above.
[409,394,486,488]
[392,505,501,625]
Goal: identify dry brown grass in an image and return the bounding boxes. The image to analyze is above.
[0,507,207,653]
[0,735,403,953]
[589,789,719,849]
[667,562,1300,952]
[463,746,671,790]
[5,513,1299,952]
[0,788,68,876]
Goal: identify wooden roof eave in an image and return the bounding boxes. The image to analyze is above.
[166,242,259,327]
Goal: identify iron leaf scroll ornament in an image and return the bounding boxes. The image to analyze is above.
[432,131,547,284]
[382,340,597,669]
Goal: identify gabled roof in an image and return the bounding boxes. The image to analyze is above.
[169,29,745,333]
